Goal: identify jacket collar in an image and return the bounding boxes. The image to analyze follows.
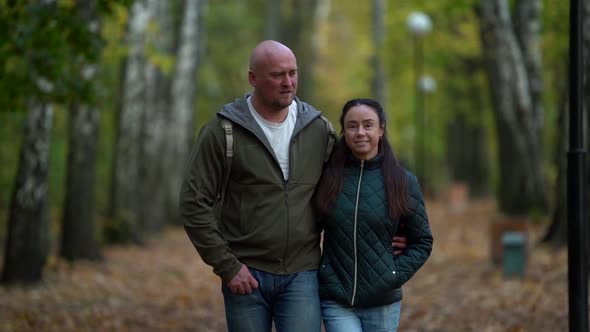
[346,152,384,170]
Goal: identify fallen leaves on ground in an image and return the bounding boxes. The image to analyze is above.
[398,199,568,332]
[0,199,570,331]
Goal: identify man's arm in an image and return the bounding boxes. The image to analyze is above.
[180,120,242,283]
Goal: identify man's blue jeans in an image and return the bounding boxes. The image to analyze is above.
[321,299,401,332]
[221,267,321,332]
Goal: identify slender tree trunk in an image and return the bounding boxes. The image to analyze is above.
[371,0,386,105]
[165,0,202,225]
[60,0,102,262]
[479,0,547,215]
[113,0,151,244]
[2,101,53,284]
[140,0,175,234]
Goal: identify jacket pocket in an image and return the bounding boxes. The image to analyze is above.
[318,256,334,286]
[383,248,401,290]
[318,256,347,302]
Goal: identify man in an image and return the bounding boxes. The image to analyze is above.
[180,40,406,332]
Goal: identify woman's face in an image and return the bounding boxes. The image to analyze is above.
[343,105,384,160]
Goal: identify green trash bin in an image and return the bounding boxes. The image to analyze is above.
[502,231,526,278]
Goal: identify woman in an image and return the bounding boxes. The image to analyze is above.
[314,98,433,332]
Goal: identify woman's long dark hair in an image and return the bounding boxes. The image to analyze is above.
[314,98,409,220]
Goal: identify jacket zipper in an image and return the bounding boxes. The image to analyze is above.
[350,160,364,306]
[281,180,289,274]
[280,138,295,275]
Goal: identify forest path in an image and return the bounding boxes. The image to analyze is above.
[1,199,568,331]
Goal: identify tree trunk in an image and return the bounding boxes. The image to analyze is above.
[479,0,547,215]
[140,0,175,234]
[112,0,151,244]
[371,0,386,105]
[165,0,202,225]
[59,0,102,262]
[514,0,544,139]
[2,101,53,284]
[61,102,102,260]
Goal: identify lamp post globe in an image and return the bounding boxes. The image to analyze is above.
[406,11,432,37]
[419,75,437,94]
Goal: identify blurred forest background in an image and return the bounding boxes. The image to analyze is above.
[0,0,588,321]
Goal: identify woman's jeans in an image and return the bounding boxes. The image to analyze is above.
[221,267,321,332]
[321,299,401,332]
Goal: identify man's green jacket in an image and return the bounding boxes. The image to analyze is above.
[180,95,334,282]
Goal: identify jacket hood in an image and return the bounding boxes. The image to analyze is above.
[218,94,322,138]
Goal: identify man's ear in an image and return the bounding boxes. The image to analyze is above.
[248,70,256,87]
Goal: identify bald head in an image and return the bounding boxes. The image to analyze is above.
[249,40,296,72]
[247,40,298,119]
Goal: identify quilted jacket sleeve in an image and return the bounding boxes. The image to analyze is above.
[392,171,433,288]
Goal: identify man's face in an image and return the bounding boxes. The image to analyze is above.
[249,52,298,111]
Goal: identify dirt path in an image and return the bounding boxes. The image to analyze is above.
[0,199,569,331]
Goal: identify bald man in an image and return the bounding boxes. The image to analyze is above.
[181,40,332,332]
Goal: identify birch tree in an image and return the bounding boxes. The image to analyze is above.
[479,0,547,215]
[140,0,175,233]
[112,0,151,243]
[2,102,53,284]
[165,0,203,224]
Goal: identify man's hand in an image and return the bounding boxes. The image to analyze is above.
[227,264,259,295]
[392,236,407,255]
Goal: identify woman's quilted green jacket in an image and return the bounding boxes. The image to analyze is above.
[319,154,433,308]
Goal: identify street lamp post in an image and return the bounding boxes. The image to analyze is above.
[418,74,436,180]
[407,11,432,185]
[567,0,587,330]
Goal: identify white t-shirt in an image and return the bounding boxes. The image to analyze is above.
[247,97,297,180]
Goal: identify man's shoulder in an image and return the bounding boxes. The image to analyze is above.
[295,98,331,128]
[296,98,321,115]
[218,96,251,125]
